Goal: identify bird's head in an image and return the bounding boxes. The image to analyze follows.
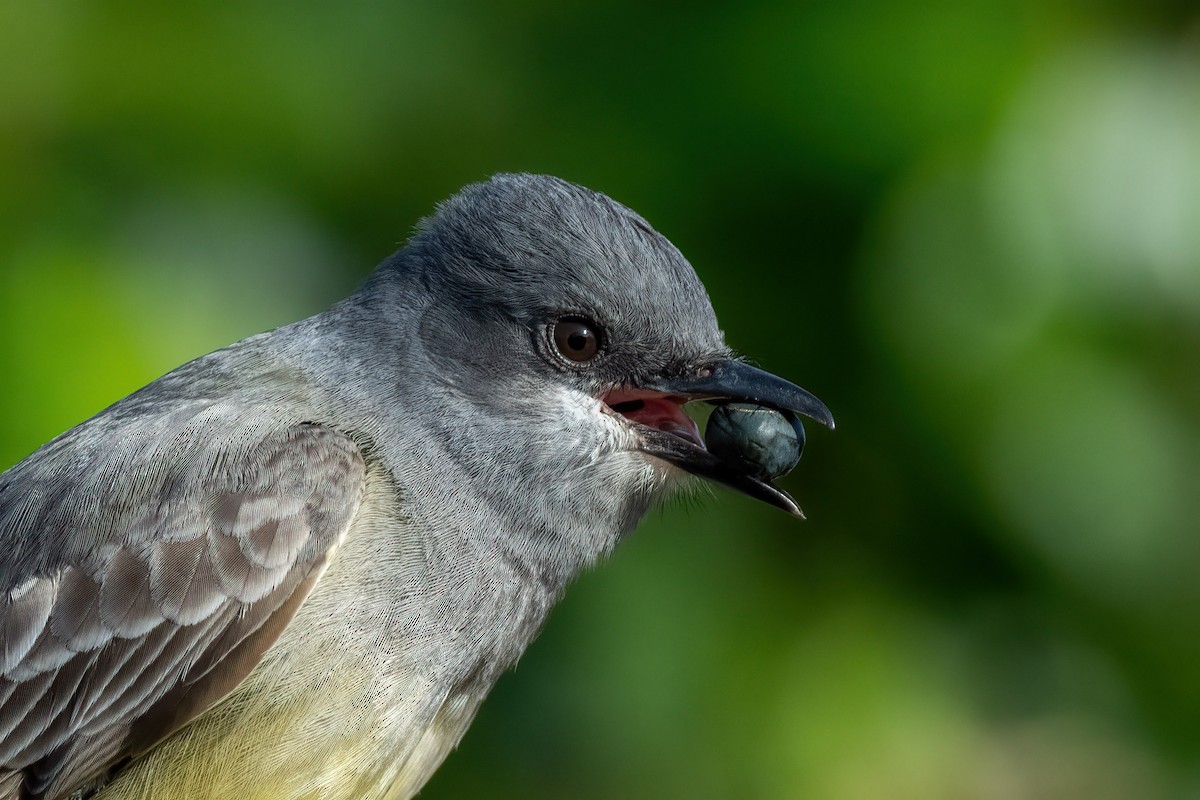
[378,174,831,531]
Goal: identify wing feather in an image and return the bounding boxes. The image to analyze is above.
[0,578,55,672]
[97,549,158,638]
[0,414,366,799]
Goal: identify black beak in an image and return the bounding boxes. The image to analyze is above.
[651,360,835,429]
[637,360,834,518]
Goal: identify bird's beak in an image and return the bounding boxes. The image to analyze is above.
[605,360,833,518]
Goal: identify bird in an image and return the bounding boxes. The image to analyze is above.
[0,173,832,799]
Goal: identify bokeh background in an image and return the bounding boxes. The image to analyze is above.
[3,1,1199,798]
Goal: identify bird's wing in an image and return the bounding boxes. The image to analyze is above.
[0,407,365,799]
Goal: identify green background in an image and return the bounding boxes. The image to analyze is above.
[3,2,1199,797]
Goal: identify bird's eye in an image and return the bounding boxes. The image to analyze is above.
[552,318,602,363]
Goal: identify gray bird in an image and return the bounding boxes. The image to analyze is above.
[0,174,832,800]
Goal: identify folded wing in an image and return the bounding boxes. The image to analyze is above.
[0,409,365,799]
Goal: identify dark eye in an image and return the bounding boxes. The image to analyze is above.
[552,317,602,363]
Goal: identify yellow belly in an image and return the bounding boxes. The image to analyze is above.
[96,656,474,800]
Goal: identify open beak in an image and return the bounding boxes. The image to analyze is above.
[604,360,833,518]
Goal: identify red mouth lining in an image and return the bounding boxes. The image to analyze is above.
[602,388,703,447]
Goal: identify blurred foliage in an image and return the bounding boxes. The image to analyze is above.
[3,1,1200,798]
